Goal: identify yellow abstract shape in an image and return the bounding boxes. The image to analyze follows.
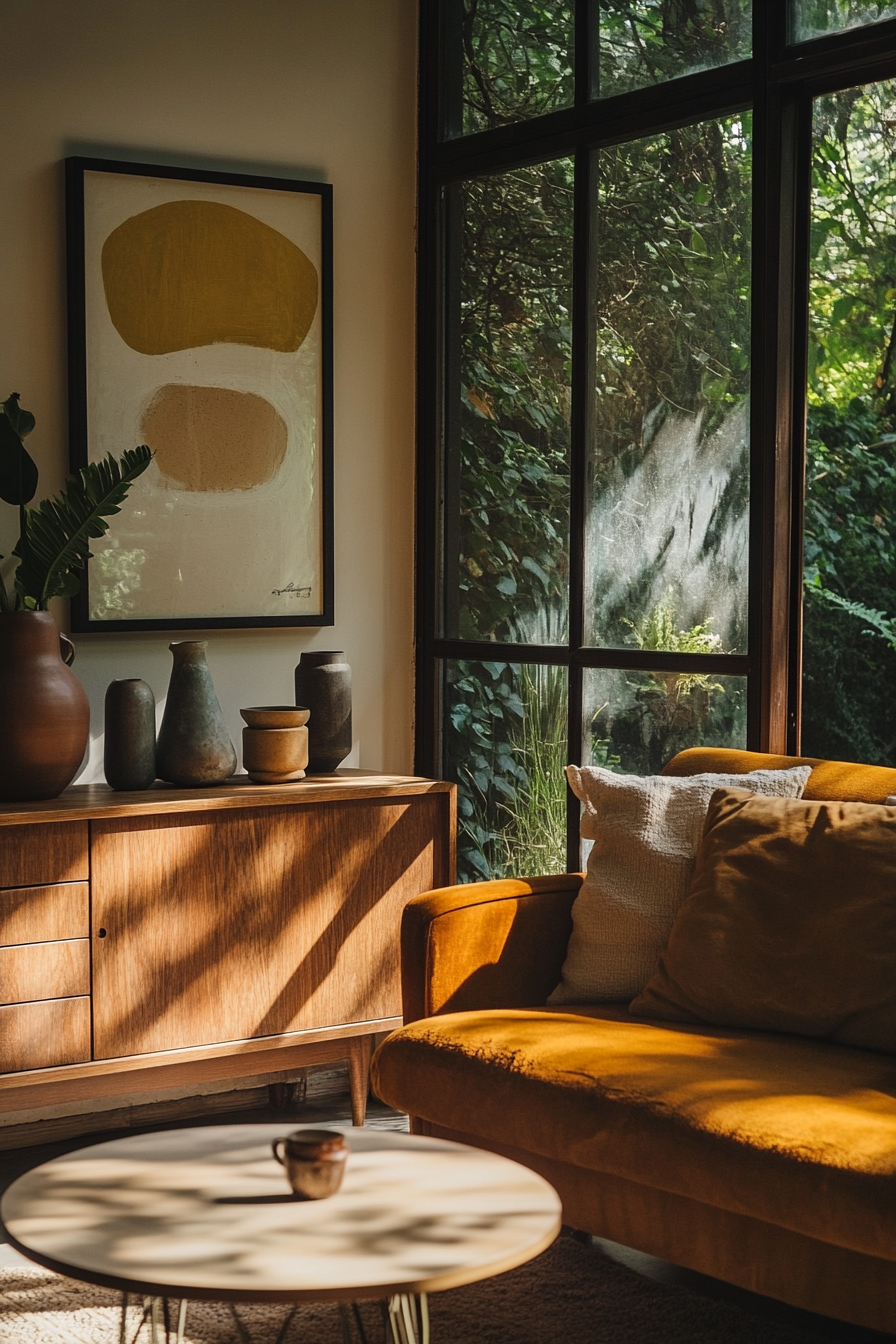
[142,385,288,492]
[102,200,318,354]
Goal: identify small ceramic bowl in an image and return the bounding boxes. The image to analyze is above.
[240,706,311,729]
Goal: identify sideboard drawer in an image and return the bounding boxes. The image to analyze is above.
[0,940,90,1005]
[0,823,88,889]
[0,883,89,946]
[0,997,91,1072]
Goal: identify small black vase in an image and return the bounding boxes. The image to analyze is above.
[294,651,352,773]
[104,679,156,790]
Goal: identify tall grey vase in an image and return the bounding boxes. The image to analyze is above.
[294,651,352,773]
[104,678,156,790]
[156,642,237,787]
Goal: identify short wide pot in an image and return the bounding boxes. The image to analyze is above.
[0,611,90,802]
[242,725,309,783]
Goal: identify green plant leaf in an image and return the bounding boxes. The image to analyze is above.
[0,393,38,506]
[14,445,152,608]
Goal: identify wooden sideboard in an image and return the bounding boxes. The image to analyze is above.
[0,771,455,1129]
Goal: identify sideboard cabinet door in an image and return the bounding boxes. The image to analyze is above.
[91,796,448,1059]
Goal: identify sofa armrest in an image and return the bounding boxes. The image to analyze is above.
[401,873,583,1024]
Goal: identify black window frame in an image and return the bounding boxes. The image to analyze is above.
[415,1,896,872]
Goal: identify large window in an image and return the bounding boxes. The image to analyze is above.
[418,2,896,880]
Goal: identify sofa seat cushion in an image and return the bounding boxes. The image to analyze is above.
[371,1006,896,1262]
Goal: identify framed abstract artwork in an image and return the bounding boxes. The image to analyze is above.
[65,156,333,630]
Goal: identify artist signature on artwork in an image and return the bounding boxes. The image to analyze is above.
[272,582,313,598]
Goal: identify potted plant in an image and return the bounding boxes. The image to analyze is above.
[0,393,151,800]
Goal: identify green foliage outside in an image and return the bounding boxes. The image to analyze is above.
[624,599,724,695]
[593,116,752,460]
[588,603,746,777]
[589,667,747,777]
[446,23,896,880]
[596,0,750,99]
[457,1,750,133]
[589,115,752,651]
[449,92,752,878]
[450,149,573,879]
[446,659,567,881]
[459,0,574,135]
[802,83,896,763]
[454,159,573,644]
[793,1,896,42]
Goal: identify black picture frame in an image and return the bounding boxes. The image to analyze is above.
[66,155,334,632]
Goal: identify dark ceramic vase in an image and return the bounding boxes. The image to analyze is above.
[0,610,90,802]
[156,642,236,787]
[294,651,352,773]
[104,679,157,791]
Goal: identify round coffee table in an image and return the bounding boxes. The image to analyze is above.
[1,1125,561,1343]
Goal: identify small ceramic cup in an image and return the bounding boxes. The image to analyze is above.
[272,1128,349,1200]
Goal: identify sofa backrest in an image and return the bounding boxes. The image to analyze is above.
[664,747,896,804]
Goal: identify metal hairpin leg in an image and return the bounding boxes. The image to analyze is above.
[115,1289,430,1344]
[387,1294,429,1344]
[118,1293,188,1344]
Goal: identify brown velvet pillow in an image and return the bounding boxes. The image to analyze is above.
[629,788,896,1054]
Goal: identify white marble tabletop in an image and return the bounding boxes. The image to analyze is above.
[1,1125,561,1302]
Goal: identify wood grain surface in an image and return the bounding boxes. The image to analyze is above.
[91,795,451,1059]
[0,772,453,826]
[0,883,89,946]
[0,1018,401,1116]
[1,1127,562,1301]
[0,997,90,1072]
[0,823,88,886]
[0,939,90,1005]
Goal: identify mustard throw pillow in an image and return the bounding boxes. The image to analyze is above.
[630,788,896,1054]
[548,764,812,1003]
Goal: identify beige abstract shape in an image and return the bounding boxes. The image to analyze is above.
[142,385,288,493]
[102,200,318,354]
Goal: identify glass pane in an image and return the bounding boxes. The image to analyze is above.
[792,1,896,41]
[584,667,747,775]
[450,1,574,138]
[444,160,573,644]
[801,82,896,764]
[585,115,752,653]
[596,1,751,100]
[443,659,569,881]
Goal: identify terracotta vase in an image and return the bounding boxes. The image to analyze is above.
[156,641,237,787]
[0,610,90,802]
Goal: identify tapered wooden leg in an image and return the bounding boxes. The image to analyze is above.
[348,1035,372,1126]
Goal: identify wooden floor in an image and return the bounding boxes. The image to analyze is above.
[0,1072,890,1341]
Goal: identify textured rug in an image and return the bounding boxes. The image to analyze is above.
[0,1235,831,1344]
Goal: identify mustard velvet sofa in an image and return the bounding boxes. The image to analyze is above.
[372,748,896,1334]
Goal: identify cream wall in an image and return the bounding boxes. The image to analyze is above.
[0,0,417,780]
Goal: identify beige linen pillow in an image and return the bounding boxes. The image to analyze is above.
[548,763,812,1004]
[630,788,896,1053]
